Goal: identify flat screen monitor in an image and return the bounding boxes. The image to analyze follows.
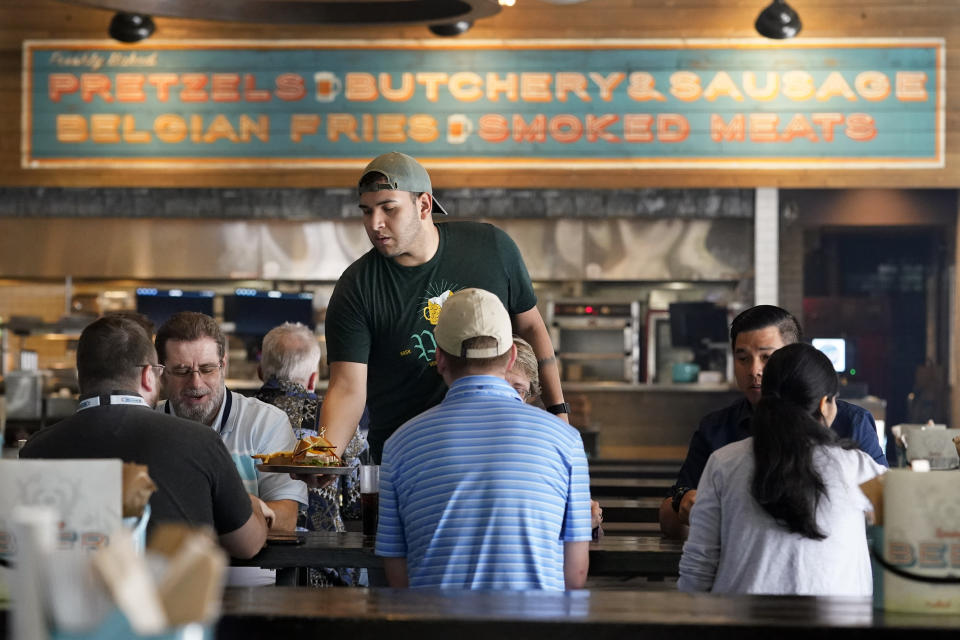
[812,338,846,373]
[223,289,314,337]
[135,288,215,330]
[668,302,729,350]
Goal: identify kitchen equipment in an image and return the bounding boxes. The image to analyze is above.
[4,370,46,420]
[548,301,641,384]
[671,363,700,383]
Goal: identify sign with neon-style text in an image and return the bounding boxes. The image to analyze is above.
[22,39,945,170]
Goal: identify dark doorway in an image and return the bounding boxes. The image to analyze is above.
[803,228,948,428]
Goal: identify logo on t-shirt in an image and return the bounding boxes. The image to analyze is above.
[422,289,452,326]
[406,283,461,363]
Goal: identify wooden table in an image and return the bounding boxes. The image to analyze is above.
[5,589,960,640]
[589,463,680,479]
[597,497,662,522]
[599,521,661,535]
[590,477,673,498]
[214,588,960,640]
[232,531,683,581]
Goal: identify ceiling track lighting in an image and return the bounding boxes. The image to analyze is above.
[755,0,802,39]
[108,12,155,42]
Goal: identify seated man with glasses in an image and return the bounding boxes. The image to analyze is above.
[21,316,271,559]
[155,312,307,584]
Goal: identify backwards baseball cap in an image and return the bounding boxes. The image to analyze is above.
[358,151,449,215]
[434,288,513,359]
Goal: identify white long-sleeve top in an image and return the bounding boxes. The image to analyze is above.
[678,438,885,595]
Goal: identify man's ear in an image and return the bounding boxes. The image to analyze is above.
[419,193,433,219]
[307,371,318,392]
[257,365,264,382]
[435,349,448,377]
[504,343,517,374]
[140,365,156,395]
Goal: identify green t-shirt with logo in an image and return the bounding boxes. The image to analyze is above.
[326,221,537,462]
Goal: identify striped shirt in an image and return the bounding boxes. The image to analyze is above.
[375,375,592,590]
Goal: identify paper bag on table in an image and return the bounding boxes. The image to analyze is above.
[91,529,168,635]
[149,523,228,627]
[869,469,960,614]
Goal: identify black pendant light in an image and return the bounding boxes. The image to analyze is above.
[428,20,474,36]
[65,1,500,28]
[755,0,802,39]
[108,12,156,42]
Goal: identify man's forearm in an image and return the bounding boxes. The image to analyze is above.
[219,494,269,559]
[536,353,564,408]
[319,398,362,457]
[319,362,368,457]
[659,497,684,538]
[383,557,409,587]
[265,499,298,532]
[514,307,566,411]
[563,541,590,589]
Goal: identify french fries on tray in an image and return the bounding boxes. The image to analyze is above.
[252,434,343,467]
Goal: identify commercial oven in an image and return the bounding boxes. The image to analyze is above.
[547,301,641,384]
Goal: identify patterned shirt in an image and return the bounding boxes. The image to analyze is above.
[376,375,592,590]
[257,377,369,587]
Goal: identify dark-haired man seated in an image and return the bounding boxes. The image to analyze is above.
[21,316,270,559]
[659,305,888,539]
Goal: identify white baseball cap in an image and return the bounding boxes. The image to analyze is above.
[434,288,512,358]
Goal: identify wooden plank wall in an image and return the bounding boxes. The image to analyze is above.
[1,0,959,189]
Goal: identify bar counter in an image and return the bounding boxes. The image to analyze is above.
[216,588,960,639]
[232,532,683,579]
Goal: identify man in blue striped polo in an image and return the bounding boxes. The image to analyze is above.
[375,288,592,590]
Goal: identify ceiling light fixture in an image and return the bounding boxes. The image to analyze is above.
[108,12,156,42]
[63,1,501,27]
[428,20,474,36]
[755,0,802,39]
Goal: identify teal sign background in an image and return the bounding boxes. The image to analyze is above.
[22,39,944,169]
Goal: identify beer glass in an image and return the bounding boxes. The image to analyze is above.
[360,465,380,537]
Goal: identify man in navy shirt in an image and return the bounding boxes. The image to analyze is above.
[659,305,888,538]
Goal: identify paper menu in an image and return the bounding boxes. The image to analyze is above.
[0,459,123,601]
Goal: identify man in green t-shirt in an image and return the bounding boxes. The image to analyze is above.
[321,152,568,463]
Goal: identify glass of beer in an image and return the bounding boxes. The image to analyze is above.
[360,465,380,537]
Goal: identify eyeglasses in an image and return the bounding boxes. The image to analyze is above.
[512,385,529,400]
[139,364,165,375]
[165,362,223,378]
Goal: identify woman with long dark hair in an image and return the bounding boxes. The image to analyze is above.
[678,343,885,595]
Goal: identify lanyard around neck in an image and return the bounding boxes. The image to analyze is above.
[77,394,150,411]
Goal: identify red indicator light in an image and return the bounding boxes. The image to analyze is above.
[585,306,594,314]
